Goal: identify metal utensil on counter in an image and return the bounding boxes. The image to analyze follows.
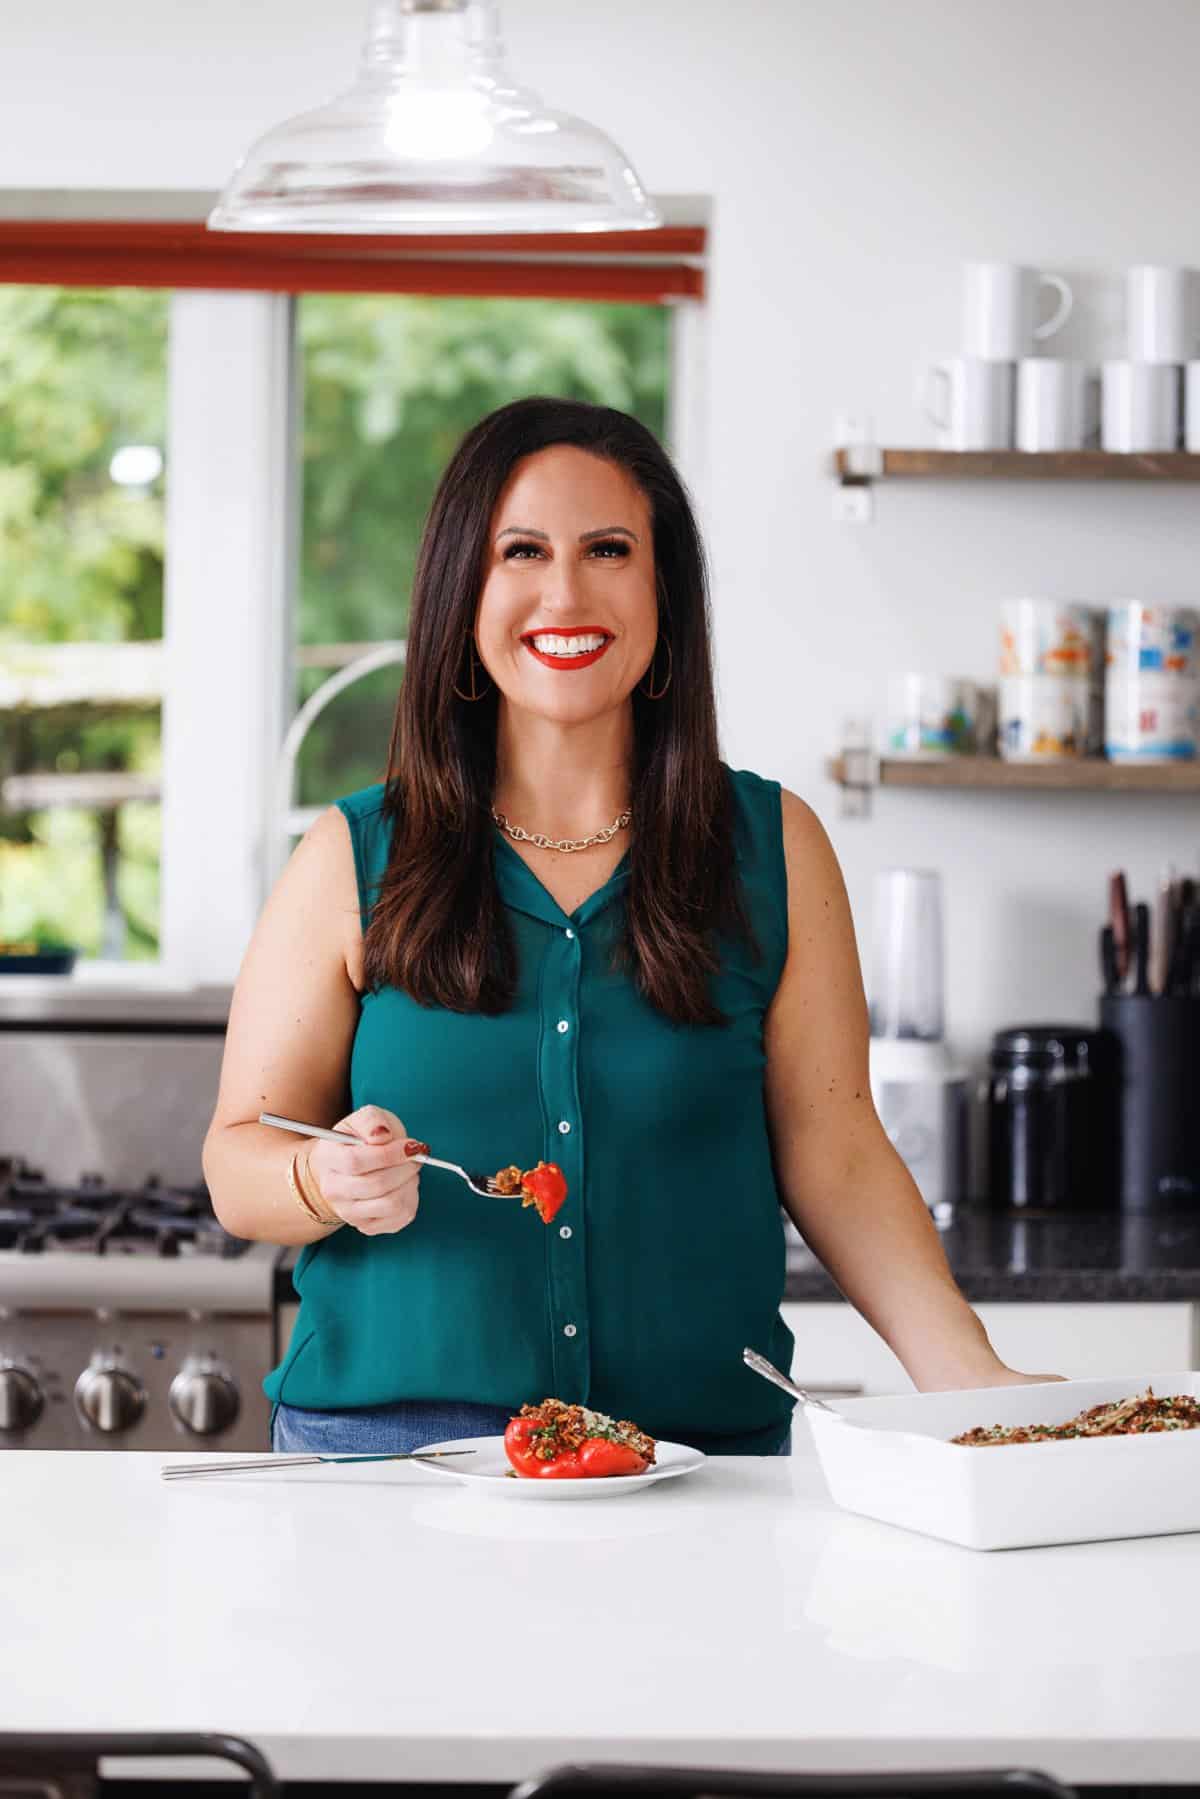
[259,1112,507,1198]
[742,1346,841,1415]
[161,1449,476,1481]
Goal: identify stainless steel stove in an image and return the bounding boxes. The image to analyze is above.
[0,981,281,1451]
[0,1161,279,1449]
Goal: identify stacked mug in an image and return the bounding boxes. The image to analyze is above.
[1102,267,1198,452]
[923,262,1075,450]
[884,675,985,757]
[1105,604,1200,761]
[998,600,1101,760]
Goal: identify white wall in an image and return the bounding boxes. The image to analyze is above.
[8,1,1200,1133]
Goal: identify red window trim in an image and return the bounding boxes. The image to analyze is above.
[0,219,705,304]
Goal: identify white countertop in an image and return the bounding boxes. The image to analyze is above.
[6,1426,1200,1786]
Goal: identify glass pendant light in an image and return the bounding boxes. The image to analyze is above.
[208,0,662,235]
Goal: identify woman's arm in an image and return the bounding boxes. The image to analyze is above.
[762,789,1057,1390]
[203,806,406,1244]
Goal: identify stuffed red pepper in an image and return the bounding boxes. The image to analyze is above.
[504,1397,657,1479]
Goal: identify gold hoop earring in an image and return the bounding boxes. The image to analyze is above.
[638,637,672,700]
[452,635,493,702]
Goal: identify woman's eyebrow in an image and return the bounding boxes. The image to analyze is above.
[495,524,639,544]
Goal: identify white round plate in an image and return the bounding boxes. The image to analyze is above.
[417,1435,706,1499]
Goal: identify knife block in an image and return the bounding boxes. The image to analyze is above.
[1099,994,1200,1210]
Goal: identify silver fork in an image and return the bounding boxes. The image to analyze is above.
[258,1112,507,1198]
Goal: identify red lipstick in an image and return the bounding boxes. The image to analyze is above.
[520,627,614,672]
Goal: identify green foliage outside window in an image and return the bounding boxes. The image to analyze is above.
[0,287,167,960]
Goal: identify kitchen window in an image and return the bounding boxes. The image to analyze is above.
[0,197,708,980]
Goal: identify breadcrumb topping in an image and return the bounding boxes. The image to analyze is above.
[516,1397,657,1464]
[952,1387,1200,1446]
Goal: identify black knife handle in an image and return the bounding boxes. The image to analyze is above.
[1132,901,1151,996]
[1099,923,1120,996]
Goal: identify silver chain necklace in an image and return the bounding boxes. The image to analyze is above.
[491,806,632,854]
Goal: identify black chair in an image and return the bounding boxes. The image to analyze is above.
[509,1767,1078,1799]
[0,1731,278,1797]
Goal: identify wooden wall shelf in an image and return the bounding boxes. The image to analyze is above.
[827,754,1200,794]
[833,448,1200,485]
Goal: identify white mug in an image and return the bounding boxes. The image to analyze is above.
[1126,265,1198,365]
[885,674,978,756]
[1101,361,1181,452]
[1106,603,1199,679]
[999,599,1099,680]
[1106,669,1199,763]
[1015,359,1096,452]
[963,262,1073,362]
[923,356,1013,450]
[1186,361,1200,452]
[999,674,1091,762]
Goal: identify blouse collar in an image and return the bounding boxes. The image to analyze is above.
[491,829,631,929]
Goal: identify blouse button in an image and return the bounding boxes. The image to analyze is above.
[564,928,575,940]
[563,1323,578,1338]
[557,1019,569,1034]
[559,1225,573,1241]
[557,1119,571,1135]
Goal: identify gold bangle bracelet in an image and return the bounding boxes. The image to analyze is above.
[287,1147,340,1230]
[297,1143,343,1228]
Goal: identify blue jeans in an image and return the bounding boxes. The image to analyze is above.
[273,1398,792,1456]
[272,1397,514,1455]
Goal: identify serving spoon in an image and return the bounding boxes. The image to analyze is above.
[742,1346,841,1414]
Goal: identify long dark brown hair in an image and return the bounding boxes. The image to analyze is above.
[362,395,753,1026]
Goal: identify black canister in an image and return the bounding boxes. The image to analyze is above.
[1099,995,1200,1211]
[987,1024,1115,1210]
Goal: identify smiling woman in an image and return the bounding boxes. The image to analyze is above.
[203,394,1061,1465]
[356,402,746,1023]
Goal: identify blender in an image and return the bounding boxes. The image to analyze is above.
[867,868,967,1215]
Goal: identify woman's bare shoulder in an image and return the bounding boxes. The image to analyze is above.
[777,787,844,908]
[273,803,365,994]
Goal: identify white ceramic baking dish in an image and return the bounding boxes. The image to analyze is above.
[802,1371,1200,1551]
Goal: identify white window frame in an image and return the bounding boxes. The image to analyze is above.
[159,288,298,984]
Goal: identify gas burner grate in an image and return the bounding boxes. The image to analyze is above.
[0,1162,249,1258]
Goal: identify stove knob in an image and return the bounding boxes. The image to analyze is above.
[168,1359,240,1437]
[0,1362,43,1433]
[74,1363,146,1434]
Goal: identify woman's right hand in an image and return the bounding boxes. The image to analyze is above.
[305,1105,422,1235]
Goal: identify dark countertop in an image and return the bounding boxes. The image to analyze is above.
[784,1207,1200,1302]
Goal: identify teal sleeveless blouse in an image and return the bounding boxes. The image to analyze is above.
[264,765,796,1454]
